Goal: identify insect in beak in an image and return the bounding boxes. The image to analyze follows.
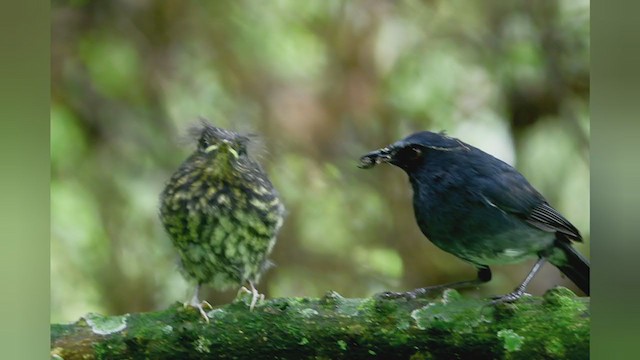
[358,147,394,169]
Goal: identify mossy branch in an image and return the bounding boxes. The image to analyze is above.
[51,287,589,360]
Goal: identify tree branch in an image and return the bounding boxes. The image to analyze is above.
[51,287,589,360]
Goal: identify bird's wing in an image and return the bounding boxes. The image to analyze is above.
[525,202,582,241]
[478,169,582,242]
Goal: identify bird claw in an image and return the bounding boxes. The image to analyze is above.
[237,286,251,296]
[490,290,531,305]
[201,300,213,310]
[237,283,264,311]
[375,291,416,301]
[185,285,213,322]
[183,299,211,308]
[184,300,212,323]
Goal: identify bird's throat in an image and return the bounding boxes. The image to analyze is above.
[202,152,241,182]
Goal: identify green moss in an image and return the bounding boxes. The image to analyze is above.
[94,338,128,359]
[409,352,431,360]
[544,337,566,357]
[161,325,173,334]
[355,297,376,313]
[441,289,463,303]
[543,287,585,313]
[207,308,227,320]
[337,339,348,351]
[497,329,524,352]
[83,313,128,335]
[194,335,212,353]
[411,296,488,333]
[372,297,402,318]
[52,292,589,359]
[300,308,319,318]
[286,297,310,306]
[335,299,362,317]
[396,318,411,331]
[321,290,344,306]
[264,297,294,312]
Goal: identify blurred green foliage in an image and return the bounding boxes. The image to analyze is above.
[51,0,589,323]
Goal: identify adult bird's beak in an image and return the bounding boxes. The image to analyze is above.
[358,146,395,169]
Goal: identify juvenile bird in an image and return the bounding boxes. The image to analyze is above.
[159,122,284,320]
[359,131,589,302]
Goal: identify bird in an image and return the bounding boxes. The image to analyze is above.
[159,122,284,320]
[359,130,589,303]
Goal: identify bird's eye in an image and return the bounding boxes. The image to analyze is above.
[199,137,210,149]
[238,144,247,156]
[392,146,423,165]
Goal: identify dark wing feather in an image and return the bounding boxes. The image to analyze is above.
[526,203,582,241]
[477,165,582,242]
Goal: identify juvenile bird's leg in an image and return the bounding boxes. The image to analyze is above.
[186,283,212,322]
[238,281,263,311]
[378,266,492,300]
[492,257,546,304]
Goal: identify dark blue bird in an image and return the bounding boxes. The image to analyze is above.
[359,131,589,302]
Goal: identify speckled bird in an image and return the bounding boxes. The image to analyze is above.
[159,122,284,320]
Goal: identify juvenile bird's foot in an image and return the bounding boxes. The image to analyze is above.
[184,298,213,322]
[238,282,264,311]
[186,285,212,322]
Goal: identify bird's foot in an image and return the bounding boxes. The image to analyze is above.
[185,284,212,322]
[376,285,459,301]
[490,287,531,305]
[237,283,264,311]
[375,287,433,301]
[375,291,416,300]
[184,299,213,322]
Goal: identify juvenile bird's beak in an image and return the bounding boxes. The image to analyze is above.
[206,140,239,159]
[204,144,219,153]
[224,142,240,159]
[358,146,395,169]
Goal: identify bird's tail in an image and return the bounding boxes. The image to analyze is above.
[551,240,590,295]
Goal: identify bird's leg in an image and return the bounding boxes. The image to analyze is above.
[249,281,264,311]
[185,283,212,322]
[237,281,264,311]
[492,257,546,304]
[378,266,492,300]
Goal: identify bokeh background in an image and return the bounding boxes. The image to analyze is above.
[51,0,589,323]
